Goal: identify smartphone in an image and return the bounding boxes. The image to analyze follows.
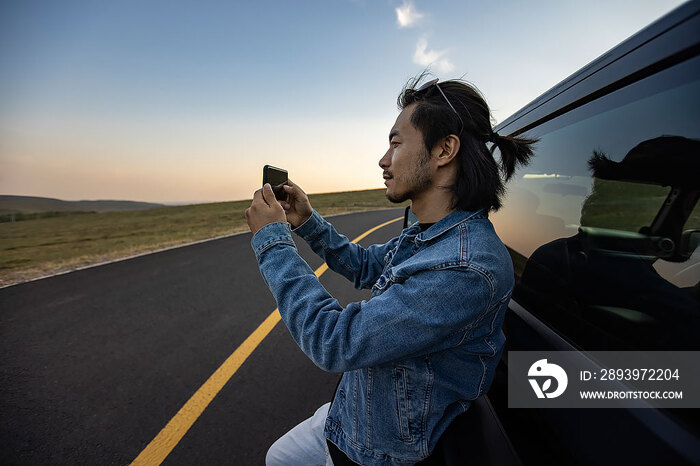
[263,165,288,201]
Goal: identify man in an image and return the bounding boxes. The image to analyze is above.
[246,76,536,465]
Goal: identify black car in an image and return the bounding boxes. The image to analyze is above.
[405,2,699,464]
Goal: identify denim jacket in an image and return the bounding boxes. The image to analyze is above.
[251,208,514,465]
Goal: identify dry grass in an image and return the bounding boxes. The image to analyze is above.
[0,188,407,287]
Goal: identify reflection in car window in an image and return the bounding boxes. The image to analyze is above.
[491,56,700,351]
[579,179,669,232]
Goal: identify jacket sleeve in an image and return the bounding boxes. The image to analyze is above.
[252,222,495,373]
[291,209,401,290]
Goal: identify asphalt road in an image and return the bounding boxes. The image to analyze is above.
[0,208,406,465]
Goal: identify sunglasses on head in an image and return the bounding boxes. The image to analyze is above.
[414,78,465,136]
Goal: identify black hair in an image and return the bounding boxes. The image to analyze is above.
[397,72,538,213]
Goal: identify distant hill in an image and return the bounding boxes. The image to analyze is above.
[0,195,166,214]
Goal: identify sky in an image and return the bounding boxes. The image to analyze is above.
[0,0,688,204]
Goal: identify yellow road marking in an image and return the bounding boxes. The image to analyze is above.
[131,215,403,465]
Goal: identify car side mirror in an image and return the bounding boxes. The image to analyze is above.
[403,206,418,229]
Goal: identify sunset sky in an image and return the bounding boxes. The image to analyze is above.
[0,0,686,204]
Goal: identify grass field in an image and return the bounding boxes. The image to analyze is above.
[0,188,408,287]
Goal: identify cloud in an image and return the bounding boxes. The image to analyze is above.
[395,1,423,28]
[413,37,454,73]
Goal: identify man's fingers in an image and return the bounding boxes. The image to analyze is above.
[253,187,273,207]
[262,183,278,205]
[287,179,303,192]
[282,185,294,202]
[283,179,303,199]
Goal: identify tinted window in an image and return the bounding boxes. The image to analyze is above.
[491,55,700,350]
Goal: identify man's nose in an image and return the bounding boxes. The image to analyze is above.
[379,150,391,169]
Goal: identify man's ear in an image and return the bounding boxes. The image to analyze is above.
[432,134,461,167]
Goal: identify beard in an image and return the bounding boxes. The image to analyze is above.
[385,150,432,203]
[386,171,432,203]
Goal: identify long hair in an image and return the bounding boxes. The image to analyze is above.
[397,72,538,213]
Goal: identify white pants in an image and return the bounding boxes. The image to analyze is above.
[266,402,335,466]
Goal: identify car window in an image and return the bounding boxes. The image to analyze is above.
[491,55,700,351]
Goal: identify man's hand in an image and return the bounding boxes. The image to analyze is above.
[280,179,313,228]
[246,183,287,235]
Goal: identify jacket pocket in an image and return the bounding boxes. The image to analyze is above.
[393,366,413,442]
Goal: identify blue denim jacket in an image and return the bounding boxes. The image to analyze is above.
[251,208,514,465]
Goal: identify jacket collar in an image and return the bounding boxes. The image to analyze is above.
[410,208,487,243]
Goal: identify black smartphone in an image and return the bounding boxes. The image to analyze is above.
[262,165,288,201]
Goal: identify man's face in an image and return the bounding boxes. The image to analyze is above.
[379,103,433,203]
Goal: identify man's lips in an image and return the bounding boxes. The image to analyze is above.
[383,172,392,186]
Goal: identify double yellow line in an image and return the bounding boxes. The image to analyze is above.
[131,216,403,465]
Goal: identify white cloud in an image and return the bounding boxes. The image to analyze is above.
[413,37,454,73]
[395,1,423,28]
